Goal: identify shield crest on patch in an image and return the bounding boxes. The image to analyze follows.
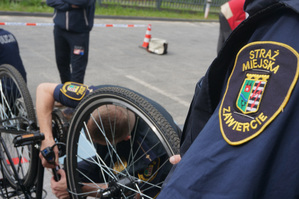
[60,82,89,101]
[236,74,270,114]
[219,41,299,145]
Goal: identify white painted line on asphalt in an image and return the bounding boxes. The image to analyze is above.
[126,75,190,107]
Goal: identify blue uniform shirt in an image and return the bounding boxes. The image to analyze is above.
[0,28,26,82]
[158,1,299,198]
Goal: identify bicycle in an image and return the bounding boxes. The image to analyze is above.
[0,64,56,199]
[0,64,181,199]
[0,63,40,198]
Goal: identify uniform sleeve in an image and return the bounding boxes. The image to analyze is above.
[53,83,91,108]
[63,0,94,7]
[46,0,70,11]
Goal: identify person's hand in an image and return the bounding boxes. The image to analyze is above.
[39,138,59,168]
[169,154,181,165]
[51,169,70,199]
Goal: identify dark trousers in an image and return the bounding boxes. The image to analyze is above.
[54,27,90,84]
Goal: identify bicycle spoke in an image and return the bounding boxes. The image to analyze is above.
[95,106,117,174]
[82,116,117,182]
[128,115,138,177]
[77,154,118,180]
[130,142,160,167]
[131,124,151,162]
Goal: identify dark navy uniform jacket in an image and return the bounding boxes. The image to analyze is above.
[0,28,26,82]
[46,0,95,33]
[158,0,299,198]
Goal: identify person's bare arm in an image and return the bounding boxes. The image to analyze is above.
[36,82,59,168]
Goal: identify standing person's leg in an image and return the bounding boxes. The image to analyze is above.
[54,27,71,83]
[69,32,90,84]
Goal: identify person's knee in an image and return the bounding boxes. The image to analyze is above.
[36,83,48,94]
[36,83,58,95]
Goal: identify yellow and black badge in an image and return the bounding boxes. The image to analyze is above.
[113,157,128,174]
[60,82,89,101]
[219,41,299,145]
[138,158,160,182]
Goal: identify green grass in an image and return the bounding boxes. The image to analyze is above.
[0,0,53,12]
[96,5,218,20]
[0,0,219,20]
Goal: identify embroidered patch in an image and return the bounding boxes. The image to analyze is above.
[138,158,160,182]
[73,46,84,55]
[113,157,127,174]
[219,41,299,145]
[60,82,88,101]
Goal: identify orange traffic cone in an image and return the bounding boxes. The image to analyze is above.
[141,24,152,48]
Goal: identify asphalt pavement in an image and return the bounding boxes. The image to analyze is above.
[1,14,219,198]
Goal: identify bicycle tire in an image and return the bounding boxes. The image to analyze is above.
[66,86,180,199]
[0,64,38,189]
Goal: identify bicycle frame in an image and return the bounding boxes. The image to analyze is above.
[0,127,45,199]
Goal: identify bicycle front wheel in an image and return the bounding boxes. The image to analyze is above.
[66,86,180,199]
[0,64,38,189]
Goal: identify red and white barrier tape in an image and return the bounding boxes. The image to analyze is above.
[94,24,146,28]
[0,22,146,28]
[0,22,54,26]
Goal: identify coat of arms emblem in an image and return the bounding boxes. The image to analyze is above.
[236,74,270,114]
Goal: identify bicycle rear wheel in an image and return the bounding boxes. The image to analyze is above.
[66,86,180,199]
[0,64,38,189]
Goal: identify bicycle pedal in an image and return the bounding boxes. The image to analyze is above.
[13,133,45,147]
